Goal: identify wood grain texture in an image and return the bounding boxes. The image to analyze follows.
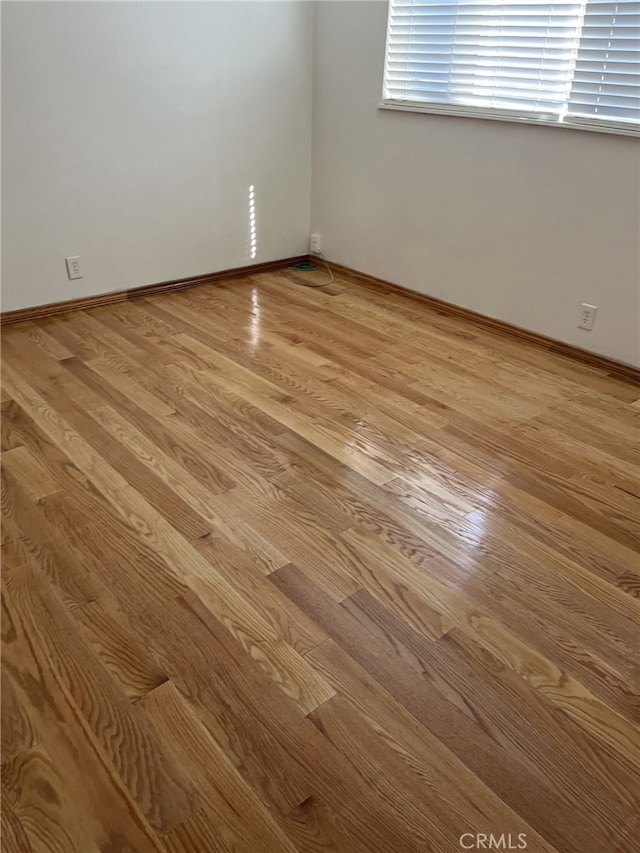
[0,256,308,326]
[327,261,640,383]
[2,266,638,852]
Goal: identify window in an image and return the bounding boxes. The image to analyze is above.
[382,0,640,134]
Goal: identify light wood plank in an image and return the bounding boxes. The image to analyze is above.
[2,267,638,853]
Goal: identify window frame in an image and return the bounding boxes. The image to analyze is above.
[380,1,640,138]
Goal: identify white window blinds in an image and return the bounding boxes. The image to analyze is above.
[567,1,640,125]
[383,0,640,133]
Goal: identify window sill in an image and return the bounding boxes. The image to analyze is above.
[378,102,640,138]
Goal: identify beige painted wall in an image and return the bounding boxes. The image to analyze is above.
[311,1,640,367]
[3,0,639,367]
[2,1,313,311]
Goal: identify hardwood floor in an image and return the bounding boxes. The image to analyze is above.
[1,268,638,852]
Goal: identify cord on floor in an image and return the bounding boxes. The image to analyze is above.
[283,252,334,288]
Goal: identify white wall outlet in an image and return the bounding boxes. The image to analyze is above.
[578,303,598,331]
[65,256,83,280]
[310,233,322,255]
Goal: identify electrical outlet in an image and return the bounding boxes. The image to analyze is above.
[578,303,597,331]
[65,256,83,280]
[310,233,321,255]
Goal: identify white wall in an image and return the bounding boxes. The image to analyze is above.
[2,1,313,311]
[311,1,640,367]
[4,1,639,367]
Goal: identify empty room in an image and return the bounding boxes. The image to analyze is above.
[1,1,639,851]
